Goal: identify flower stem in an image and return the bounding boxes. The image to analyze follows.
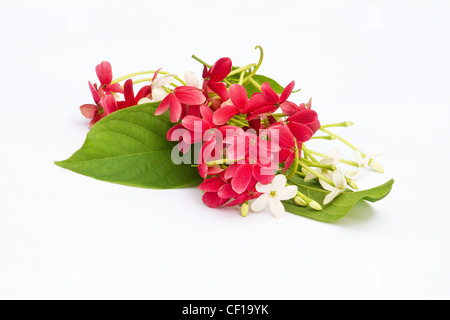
[321,121,354,129]
[247,77,262,91]
[272,113,288,119]
[111,70,187,86]
[286,141,300,180]
[310,135,335,140]
[302,147,359,167]
[320,128,365,156]
[243,45,264,84]
[228,64,256,77]
[298,161,335,187]
[300,158,336,170]
[192,55,211,68]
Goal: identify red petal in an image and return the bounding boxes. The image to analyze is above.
[136,85,151,102]
[200,105,214,126]
[261,82,279,104]
[199,177,225,192]
[229,84,248,112]
[182,115,209,132]
[166,124,185,141]
[253,165,275,185]
[96,61,113,85]
[209,57,232,82]
[80,104,98,119]
[88,81,100,104]
[218,184,239,199]
[208,82,230,101]
[99,95,118,115]
[247,93,270,113]
[280,101,299,116]
[231,164,253,194]
[154,95,170,115]
[283,152,296,173]
[213,104,238,126]
[174,86,206,105]
[225,195,248,207]
[287,122,313,142]
[169,94,182,123]
[124,79,135,107]
[224,164,239,180]
[280,81,295,103]
[288,109,318,125]
[202,192,224,208]
[107,83,124,94]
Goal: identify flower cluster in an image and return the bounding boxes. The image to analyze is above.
[78,50,386,218]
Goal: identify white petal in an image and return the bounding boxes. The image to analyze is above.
[329,148,340,164]
[269,198,286,218]
[255,182,273,194]
[304,172,318,182]
[184,71,201,88]
[154,75,175,87]
[152,87,168,102]
[251,194,270,212]
[138,97,153,105]
[277,185,298,201]
[354,150,364,164]
[323,188,341,205]
[271,175,287,192]
[332,171,347,188]
[319,179,334,192]
[320,157,335,166]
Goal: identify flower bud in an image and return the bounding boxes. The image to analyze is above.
[294,196,307,207]
[369,159,385,173]
[241,202,249,217]
[309,200,323,211]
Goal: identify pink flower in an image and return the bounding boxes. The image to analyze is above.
[199,176,229,208]
[217,179,262,207]
[120,79,151,109]
[247,81,297,120]
[212,84,251,126]
[202,58,232,101]
[268,123,299,172]
[155,86,206,123]
[95,61,124,95]
[287,109,321,142]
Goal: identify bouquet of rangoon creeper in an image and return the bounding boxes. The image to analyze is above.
[56,47,393,221]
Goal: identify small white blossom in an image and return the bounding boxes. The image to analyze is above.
[251,175,298,218]
[322,171,348,205]
[305,148,340,186]
[151,74,175,102]
[184,71,202,89]
[347,150,381,179]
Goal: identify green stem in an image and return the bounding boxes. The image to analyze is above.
[286,141,300,180]
[111,71,187,86]
[320,128,366,157]
[302,147,319,163]
[300,159,336,170]
[228,64,256,77]
[248,77,262,91]
[238,71,246,85]
[243,45,264,84]
[192,55,211,68]
[310,136,335,140]
[321,121,354,129]
[303,148,359,167]
[272,113,288,119]
[298,161,335,187]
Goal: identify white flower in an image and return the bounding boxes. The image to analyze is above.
[184,71,202,89]
[251,175,298,218]
[151,74,175,102]
[322,171,348,205]
[347,150,381,179]
[305,148,340,185]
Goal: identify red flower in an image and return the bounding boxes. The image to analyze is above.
[287,109,321,142]
[212,84,250,126]
[95,61,124,95]
[224,132,280,194]
[202,58,232,101]
[247,81,297,120]
[218,178,261,207]
[120,79,151,109]
[199,176,229,208]
[267,123,300,172]
[155,86,206,123]
[80,82,120,127]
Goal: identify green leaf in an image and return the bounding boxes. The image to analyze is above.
[55,102,201,189]
[284,176,394,222]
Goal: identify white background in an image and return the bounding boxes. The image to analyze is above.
[1,0,449,300]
